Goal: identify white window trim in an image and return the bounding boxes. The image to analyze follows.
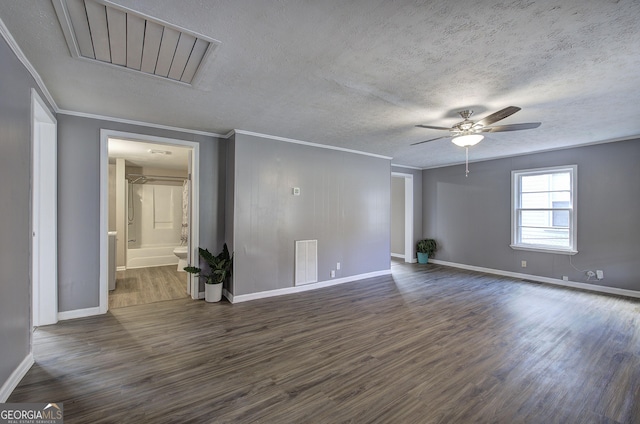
[510,165,578,255]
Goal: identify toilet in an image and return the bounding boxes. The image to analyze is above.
[173,246,188,272]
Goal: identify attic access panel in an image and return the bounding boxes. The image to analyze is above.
[52,0,220,87]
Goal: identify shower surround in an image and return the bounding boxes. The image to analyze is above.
[127,182,184,268]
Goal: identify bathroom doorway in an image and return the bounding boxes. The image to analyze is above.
[99,130,200,312]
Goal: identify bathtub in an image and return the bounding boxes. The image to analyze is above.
[127,245,179,269]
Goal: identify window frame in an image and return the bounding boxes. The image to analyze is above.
[511,165,578,255]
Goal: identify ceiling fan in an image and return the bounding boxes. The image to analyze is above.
[412,106,541,176]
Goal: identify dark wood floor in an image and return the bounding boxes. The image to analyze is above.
[10,262,640,423]
[109,265,188,309]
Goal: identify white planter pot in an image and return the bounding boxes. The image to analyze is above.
[205,283,223,302]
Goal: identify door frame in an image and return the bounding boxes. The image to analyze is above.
[99,129,200,313]
[391,172,414,263]
[31,88,58,327]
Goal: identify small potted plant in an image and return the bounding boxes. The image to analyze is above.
[184,244,233,302]
[416,239,437,264]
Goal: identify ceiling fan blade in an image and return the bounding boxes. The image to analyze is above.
[474,106,521,127]
[482,122,541,132]
[411,135,449,146]
[415,124,452,130]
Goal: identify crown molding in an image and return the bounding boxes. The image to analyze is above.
[420,134,640,171]
[391,163,422,170]
[0,16,58,112]
[232,129,393,160]
[57,109,226,138]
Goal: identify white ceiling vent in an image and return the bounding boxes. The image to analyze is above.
[52,0,220,87]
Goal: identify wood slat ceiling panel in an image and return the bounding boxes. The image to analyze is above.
[85,0,111,62]
[181,38,209,83]
[168,33,196,81]
[140,21,164,74]
[126,14,145,70]
[55,0,218,86]
[66,0,95,58]
[106,7,126,65]
[155,27,180,78]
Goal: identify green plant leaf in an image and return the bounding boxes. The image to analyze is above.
[219,243,230,261]
[416,239,437,256]
[199,248,215,264]
[183,266,201,274]
[188,245,234,284]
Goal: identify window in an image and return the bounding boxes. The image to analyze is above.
[511,165,577,254]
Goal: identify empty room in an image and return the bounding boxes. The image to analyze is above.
[1,1,639,422]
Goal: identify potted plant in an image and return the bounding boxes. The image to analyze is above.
[184,244,233,302]
[416,239,437,264]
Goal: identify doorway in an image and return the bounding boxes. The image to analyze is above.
[31,89,58,327]
[391,172,414,263]
[99,130,200,313]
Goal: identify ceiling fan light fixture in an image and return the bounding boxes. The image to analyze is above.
[451,134,484,147]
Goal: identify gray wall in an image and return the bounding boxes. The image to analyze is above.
[391,165,423,260]
[0,36,54,393]
[57,114,226,311]
[230,133,391,296]
[423,139,640,291]
[390,176,405,255]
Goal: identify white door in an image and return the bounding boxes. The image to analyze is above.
[31,89,58,326]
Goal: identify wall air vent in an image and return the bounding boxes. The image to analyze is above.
[52,0,220,87]
[295,240,318,286]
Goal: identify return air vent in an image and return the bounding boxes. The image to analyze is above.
[295,240,318,286]
[52,0,220,86]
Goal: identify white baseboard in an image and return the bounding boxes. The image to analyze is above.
[0,353,34,402]
[391,253,405,259]
[116,266,127,271]
[429,259,640,299]
[229,270,392,304]
[58,306,103,321]
[393,257,417,263]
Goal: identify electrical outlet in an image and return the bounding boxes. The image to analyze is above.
[330,270,335,278]
[596,270,604,280]
[337,262,341,270]
[521,260,527,268]
[562,276,569,281]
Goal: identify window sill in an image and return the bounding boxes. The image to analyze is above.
[510,244,578,255]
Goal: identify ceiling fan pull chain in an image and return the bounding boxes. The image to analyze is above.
[465,147,469,177]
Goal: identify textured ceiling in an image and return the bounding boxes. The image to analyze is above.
[108,138,190,170]
[1,0,639,168]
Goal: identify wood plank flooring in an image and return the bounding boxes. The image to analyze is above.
[109,265,188,309]
[10,263,640,423]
